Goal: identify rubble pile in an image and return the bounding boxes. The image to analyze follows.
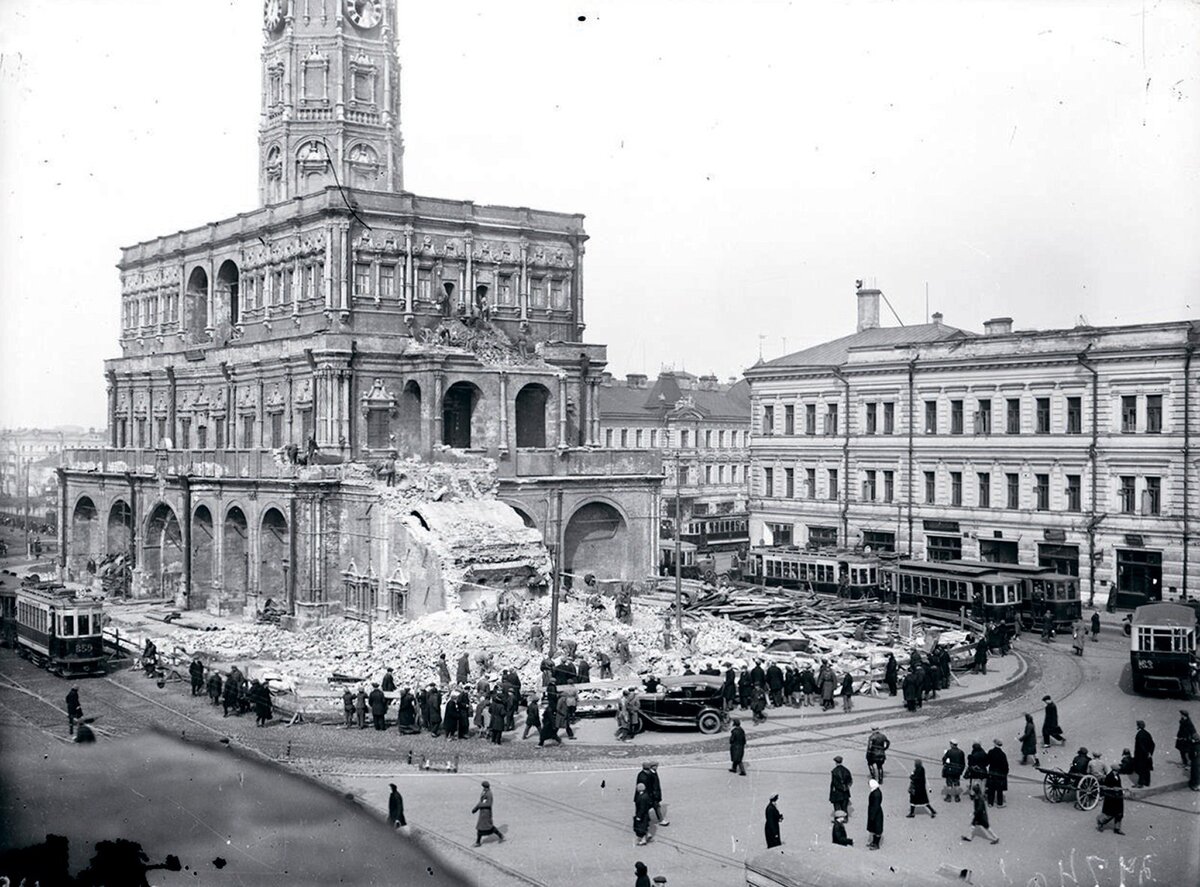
[411,317,548,368]
[339,455,500,507]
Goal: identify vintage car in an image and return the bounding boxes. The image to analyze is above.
[637,674,728,734]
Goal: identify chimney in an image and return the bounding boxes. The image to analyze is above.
[931,312,943,327]
[856,283,881,332]
[626,373,648,389]
[983,317,1013,336]
[600,372,614,386]
[699,374,718,390]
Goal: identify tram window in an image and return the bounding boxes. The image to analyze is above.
[789,562,798,579]
[957,582,967,602]
[62,615,75,636]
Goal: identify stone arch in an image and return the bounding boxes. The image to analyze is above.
[191,504,215,608]
[514,382,551,449]
[502,501,539,531]
[264,145,283,204]
[217,260,241,325]
[562,500,631,582]
[259,507,289,607]
[442,381,483,449]
[70,496,98,576]
[185,266,209,340]
[106,499,133,558]
[144,502,184,598]
[398,380,422,453]
[222,505,249,605]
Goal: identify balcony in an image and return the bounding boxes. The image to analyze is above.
[497,447,662,479]
[63,447,315,481]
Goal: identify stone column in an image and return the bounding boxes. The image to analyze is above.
[106,371,118,447]
[519,241,529,322]
[433,371,445,449]
[498,371,510,450]
[166,367,177,447]
[403,227,414,316]
[558,375,568,447]
[589,378,601,445]
[465,237,474,317]
[324,226,335,311]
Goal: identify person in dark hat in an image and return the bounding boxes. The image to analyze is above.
[472,781,504,846]
[387,784,406,828]
[1133,719,1155,787]
[942,739,966,802]
[1018,713,1040,767]
[381,667,396,693]
[729,718,747,775]
[985,739,1009,807]
[906,759,936,818]
[829,756,853,817]
[764,794,783,848]
[65,686,83,735]
[1175,710,1197,769]
[369,682,387,730]
[1042,695,1065,748]
[633,784,654,846]
[1069,747,1092,775]
[1095,764,1126,834]
[634,861,651,887]
[831,810,853,846]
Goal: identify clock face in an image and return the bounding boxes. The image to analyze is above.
[346,0,383,30]
[264,0,283,33]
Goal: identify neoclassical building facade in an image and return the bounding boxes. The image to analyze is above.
[59,0,661,622]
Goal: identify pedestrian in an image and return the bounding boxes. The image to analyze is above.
[457,652,470,686]
[556,686,575,740]
[436,653,451,686]
[829,755,853,817]
[766,660,784,707]
[966,741,989,794]
[1133,719,1155,787]
[1018,714,1040,766]
[866,726,890,782]
[1176,710,1197,768]
[764,794,783,848]
[381,667,396,693]
[369,683,387,730]
[723,665,738,712]
[522,692,541,739]
[488,694,506,745]
[539,694,562,747]
[456,689,472,739]
[840,672,854,712]
[751,685,768,724]
[729,717,748,775]
[634,861,651,887]
[633,783,654,846]
[1095,765,1125,834]
[1041,608,1055,642]
[207,671,223,707]
[866,778,884,850]
[1091,610,1101,641]
[941,740,965,802]
[1042,695,1065,748]
[907,760,937,818]
[387,783,406,828]
[426,686,442,737]
[960,784,1000,844]
[636,762,670,826]
[597,649,612,679]
[831,810,854,846]
[972,636,988,674]
[65,686,82,735]
[222,675,238,718]
[738,667,753,709]
[985,740,1009,807]
[398,688,419,734]
[820,663,836,711]
[884,653,898,697]
[355,686,368,729]
[800,664,817,707]
[1071,622,1085,656]
[189,658,205,696]
[471,781,504,846]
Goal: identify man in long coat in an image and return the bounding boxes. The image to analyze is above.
[472,781,504,845]
[729,718,747,775]
[442,690,460,739]
[1095,765,1125,833]
[902,669,920,712]
[764,795,783,848]
[884,654,898,696]
[189,658,205,696]
[829,756,853,816]
[633,784,654,845]
[456,652,471,686]
[1133,719,1156,787]
[738,669,752,709]
[397,688,419,734]
[819,664,836,711]
[1042,695,1065,748]
[722,666,737,711]
[65,687,83,735]
[985,739,1009,807]
[766,661,784,707]
[355,686,368,729]
[387,784,406,828]
[866,779,884,849]
[941,739,965,802]
[426,686,442,736]
[750,660,766,690]
[436,654,451,686]
[369,683,387,730]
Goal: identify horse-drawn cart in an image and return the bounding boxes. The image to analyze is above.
[1038,767,1100,810]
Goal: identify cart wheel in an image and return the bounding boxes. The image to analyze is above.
[697,710,723,735]
[1075,774,1100,811]
[1043,772,1066,803]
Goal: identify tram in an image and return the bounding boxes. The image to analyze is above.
[0,577,16,647]
[1129,602,1197,696]
[745,547,881,599]
[941,560,1082,632]
[879,559,1022,634]
[14,580,106,676]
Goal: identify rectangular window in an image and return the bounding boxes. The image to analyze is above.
[636,429,644,448]
[924,401,937,434]
[530,277,547,307]
[924,470,936,504]
[1006,398,1021,434]
[270,412,283,449]
[706,464,713,484]
[1119,475,1136,514]
[883,402,895,434]
[767,522,794,546]
[353,69,374,102]
[550,279,566,309]
[1035,473,1049,511]
[117,418,127,447]
[862,470,877,502]
[883,470,894,503]
[242,416,255,449]
[951,471,963,506]
[137,418,146,448]
[1144,476,1161,515]
[680,429,690,448]
[1036,397,1051,434]
[825,404,838,435]
[763,467,774,497]
[379,265,395,299]
[303,63,324,100]
[704,430,712,448]
[417,269,432,302]
[355,263,372,297]
[620,429,628,447]
[366,410,388,449]
[299,409,313,444]
[1066,474,1081,512]
[807,468,817,499]
[156,418,166,445]
[650,429,658,448]
[784,405,795,435]
[865,402,878,435]
[1067,396,1082,434]
[283,268,294,306]
[179,417,191,449]
[718,430,726,448]
[763,405,775,435]
[950,400,964,435]
[1006,472,1019,509]
[196,425,207,449]
[827,469,838,501]
[605,429,613,447]
[1122,396,1137,433]
[977,471,991,508]
[975,399,991,434]
[805,404,817,435]
[1146,395,1162,433]
[498,275,514,306]
[785,468,795,498]
[718,464,726,483]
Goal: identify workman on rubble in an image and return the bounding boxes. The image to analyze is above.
[597,650,613,679]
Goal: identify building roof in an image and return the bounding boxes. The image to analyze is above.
[754,323,971,370]
[598,373,751,423]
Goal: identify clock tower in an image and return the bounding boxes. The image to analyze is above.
[259,0,404,204]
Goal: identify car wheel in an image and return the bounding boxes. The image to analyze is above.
[698,710,722,734]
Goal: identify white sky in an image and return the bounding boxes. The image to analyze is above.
[1,0,1197,429]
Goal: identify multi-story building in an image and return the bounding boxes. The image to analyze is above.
[57,1,661,621]
[599,371,751,568]
[1,427,106,516]
[746,284,1200,607]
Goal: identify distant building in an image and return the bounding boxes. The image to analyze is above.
[1,428,106,522]
[599,371,751,571]
[745,284,1200,608]
[58,2,661,620]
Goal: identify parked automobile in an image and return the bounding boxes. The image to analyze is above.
[637,674,727,734]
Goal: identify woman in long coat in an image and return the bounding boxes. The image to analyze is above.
[397,689,419,734]
[764,795,783,848]
[961,784,999,843]
[906,760,936,818]
[1019,714,1039,766]
[426,687,442,736]
[633,784,654,845]
[866,779,884,850]
[442,693,459,740]
[472,782,504,845]
[820,666,836,710]
[1095,765,1125,833]
[966,741,989,792]
[884,654,898,696]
